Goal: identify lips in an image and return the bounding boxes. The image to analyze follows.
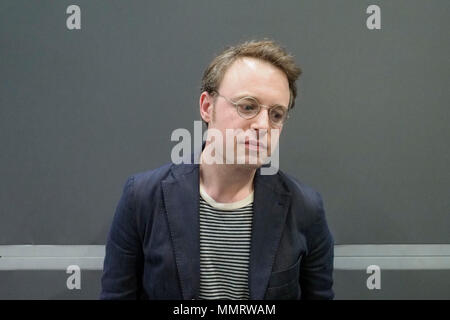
[245,139,266,149]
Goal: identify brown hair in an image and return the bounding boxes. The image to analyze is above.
[201,39,302,114]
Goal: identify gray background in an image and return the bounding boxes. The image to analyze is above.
[0,0,449,299]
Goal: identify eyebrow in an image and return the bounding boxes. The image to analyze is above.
[232,93,289,110]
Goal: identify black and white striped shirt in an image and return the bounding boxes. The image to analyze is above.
[198,184,254,300]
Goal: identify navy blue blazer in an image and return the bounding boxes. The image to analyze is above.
[100,150,334,300]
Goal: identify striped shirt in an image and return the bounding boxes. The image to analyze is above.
[198,183,254,300]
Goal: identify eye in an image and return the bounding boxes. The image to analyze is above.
[273,111,282,119]
[270,107,286,121]
[243,104,257,111]
[237,99,258,113]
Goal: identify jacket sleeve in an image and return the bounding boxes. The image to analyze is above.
[299,191,335,300]
[100,175,144,299]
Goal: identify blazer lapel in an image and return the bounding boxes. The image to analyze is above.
[249,170,292,299]
[161,163,200,300]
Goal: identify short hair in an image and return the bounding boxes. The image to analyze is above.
[201,39,302,114]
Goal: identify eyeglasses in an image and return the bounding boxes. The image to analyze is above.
[212,91,290,127]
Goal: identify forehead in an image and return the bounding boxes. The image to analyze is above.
[219,57,290,106]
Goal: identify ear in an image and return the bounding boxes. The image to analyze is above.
[199,91,214,125]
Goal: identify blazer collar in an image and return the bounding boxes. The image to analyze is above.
[161,147,292,300]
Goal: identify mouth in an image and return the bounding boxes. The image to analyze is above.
[244,139,266,149]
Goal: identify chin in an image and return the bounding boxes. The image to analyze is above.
[234,155,266,168]
[232,163,262,171]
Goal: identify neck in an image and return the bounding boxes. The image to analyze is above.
[199,150,257,203]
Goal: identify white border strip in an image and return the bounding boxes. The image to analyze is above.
[0,245,104,271]
[0,245,450,271]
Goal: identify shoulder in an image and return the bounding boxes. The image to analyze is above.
[276,169,327,227]
[121,161,198,201]
[132,162,174,192]
[277,170,334,256]
[116,162,188,232]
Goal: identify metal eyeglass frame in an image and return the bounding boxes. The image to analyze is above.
[211,91,290,127]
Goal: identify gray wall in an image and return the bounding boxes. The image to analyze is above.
[1,0,449,299]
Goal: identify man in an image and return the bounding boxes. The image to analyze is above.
[100,40,334,300]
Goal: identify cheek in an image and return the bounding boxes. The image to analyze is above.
[214,106,237,126]
[268,129,281,147]
[223,115,248,132]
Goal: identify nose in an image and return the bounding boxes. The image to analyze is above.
[250,108,271,131]
[249,109,270,145]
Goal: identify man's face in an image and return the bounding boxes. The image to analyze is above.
[201,57,290,167]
